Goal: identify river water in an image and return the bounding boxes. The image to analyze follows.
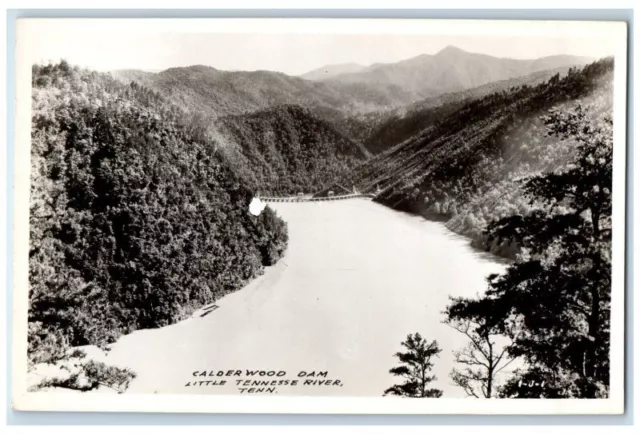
[100,199,506,397]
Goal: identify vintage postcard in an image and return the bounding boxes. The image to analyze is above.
[12,18,628,414]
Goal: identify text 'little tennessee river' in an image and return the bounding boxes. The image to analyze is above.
[185,370,344,394]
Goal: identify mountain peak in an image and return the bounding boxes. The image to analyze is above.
[159,65,221,77]
[436,45,467,56]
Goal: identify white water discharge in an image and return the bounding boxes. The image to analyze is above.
[100,199,506,397]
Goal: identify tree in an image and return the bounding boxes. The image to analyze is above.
[29,349,136,394]
[28,62,290,390]
[444,306,516,398]
[447,104,612,398]
[384,333,443,398]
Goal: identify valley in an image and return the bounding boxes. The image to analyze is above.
[28,45,616,399]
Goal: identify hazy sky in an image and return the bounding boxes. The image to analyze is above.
[19,19,622,75]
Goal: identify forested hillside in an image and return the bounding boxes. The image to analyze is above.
[445,105,613,398]
[332,59,614,255]
[29,62,288,370]
[215,105,369,195]
[111,66,414,170]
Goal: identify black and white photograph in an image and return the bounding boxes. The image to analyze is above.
[11,17,628,414]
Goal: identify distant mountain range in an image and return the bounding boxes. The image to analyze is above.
[111,65,417,120]
[303,46,593,97]
[362,65,579,154]
[112,46,593,122]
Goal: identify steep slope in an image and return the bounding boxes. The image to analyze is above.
[329,59,614,255]
[325,46,592,98]
[363,66,577,154]
[29,62,288,362]
[214,105,369,195]
[300,62,366,80]
[112,66,376,197]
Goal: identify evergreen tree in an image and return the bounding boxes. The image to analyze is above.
[447,104,612,398]
[384,333,443,398]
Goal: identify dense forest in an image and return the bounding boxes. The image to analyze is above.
[332,58,614,256]
[29,62,288,378]
[445,104,613,397]
[215,105,368,195]
[112,67,389,195]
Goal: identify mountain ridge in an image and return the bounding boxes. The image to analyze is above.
[111,66,419,120]
[315,46,593,96]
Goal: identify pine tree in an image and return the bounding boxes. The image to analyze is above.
[447,104,612,398]
[384,333,443,398]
